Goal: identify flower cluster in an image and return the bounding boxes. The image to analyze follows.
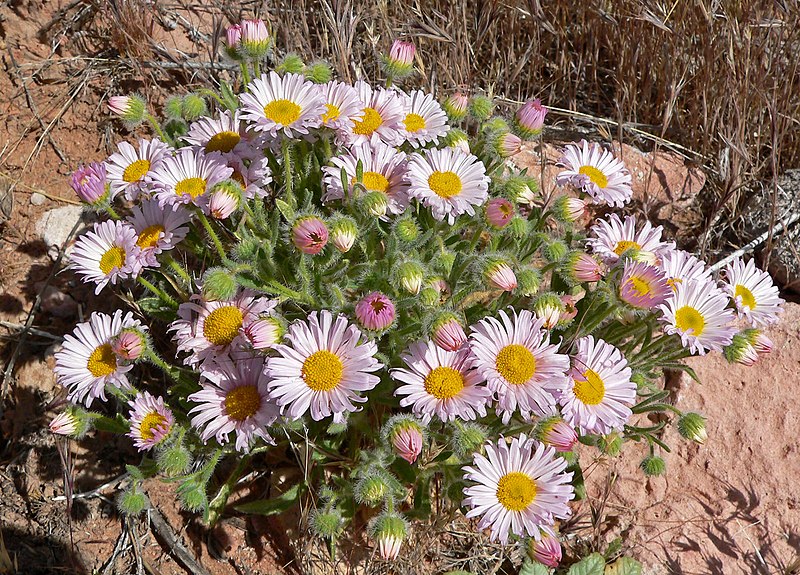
[50,18,784,567]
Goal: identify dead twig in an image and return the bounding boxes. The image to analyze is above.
[148,503,212,575]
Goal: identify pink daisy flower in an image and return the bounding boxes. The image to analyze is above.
[346,81,405,146]
[398,89,449,148]
[722,257,784,327]
[126,198,191,268]
[619,260,671,309]
[239,72,325,139]
[184,110,251,159]
[151,148,233,212]
[105,138,170,201]
[587,213,673,265]
[127,391,174,451]
[292,216,329,255]
[659,279,736,355]
[658,249,712,291]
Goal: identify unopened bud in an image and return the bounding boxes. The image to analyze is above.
[528,533,562,567]
[494,132,522,158]
[355,473,390,506]
[536,416,578,452]
[432,314,467,351]
[389,419,424,464]
[371,513,408,561]
[292,216,329,255]
[112,328,147,361]
[241,19,272,60]
[485,260,517,292]
[277,53,305,74]
[563,251,603,284]
[486,197,515,228]
[305,60,332,83]
[396,261,424,295]
[244,316,284,350]
[640,454,666,476]
[181,94,207,121]
[310,508,344,539]
[442,128,470,152]
[71,162,110,205]
[49,411,79,436]
[542,239,569,263]
[516,268,542,297]
[118,487,147,516]
[451,421,488,457]
[202,267,239,300]
[515,99,548,140]
[363,190,389,218]
[107,94,146,125]
[469,95,494,122]
[677,412,707,444]
[330,218,358,253]
[533,293,564,329]
[382,39,416,79]
[442,93,469,122]
[395,217,420,242]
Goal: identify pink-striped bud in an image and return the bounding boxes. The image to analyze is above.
[515,99,548,139]
[536,416,578,452]
[355,292,396,331]
[112,329,146,361]
[292,217,329,255]
[486,197,515,228]
[530,533,562,567]
[70,162,109,205]
[244,317,283,350]
[49,411,78,436]
[485,261,517,292]
[432,315,468,351]
[389,420,424,464]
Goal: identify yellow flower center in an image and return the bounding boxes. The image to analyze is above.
[496,471,537,512]
[579,165,609,188]
[87,343,117,377]
[123,159,151,182]
[628,275,652,297]
[428,171,463,199]
[202,306,244,346]
[175,177,207,199]
[139,412,167,440]
[205,130,241,154]
[322,103,341,123]
[495,344,536,385]
[404,113,426,133]
[263,99,302,125]
[352,107,383,135]
[573,368,605,405]
[224,385,262,421]
[99,246,126,275]
[356,171,390,193]
[135,224,165,249]
[301,350,344,392]
[423,366,465,399]
[675,305,705,336]
[613,240,641,256]
[735,284,756,309]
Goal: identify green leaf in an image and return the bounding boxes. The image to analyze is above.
[567,553,605,575]
[234,483,302,516]
[520,558,551,575]
[93,414,130,434]
[219,80,239,111]
[275,198,295,222]
[137,296,177,321]
[604,557,642,575]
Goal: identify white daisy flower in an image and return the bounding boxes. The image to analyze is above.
[346,80,405,146]
[317,80,364,133]
[151,148,233,212]
[127,198,191,268]
[558,336,636,435]
[586,213,673,265]
[398,89,449,148]
[462,434,574,544]
[184,110,252,158]
[659,279,737,355]
[322,141,410,215]
[266,310,383,423]
[188,356,280,452]
[407,147,490,224]
[722,257,784,326]
[239,71,326,139]
[469,309,569,424]
[391,339,492,424]
[169,289,277,368]
[659,249,712,292]
[54,310,143,406]
[105,137,170,201]
[556,140,632,208]
[127,391,174,451]
[69,220,140,294]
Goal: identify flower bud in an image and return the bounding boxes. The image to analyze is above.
[599,432,623,456]
[164,95,184,120]
[107,94,145,124]
[640,454,666,476]
[394,217,420,242]
[244,316,284,350]
[533,293,564,329]
[355,291,396,331]
[181,94,207,121]
[432,314,467,351]
[277,53,305,74]
[156,442,192,477]
[563,251,604,283]
[419,287,440,307]
[389,419,424,464]
[70,162,109,205]
[395,261,424,295]
[310,509,344,539]
[118,487,147,516]
[469,95,494,121]
[516,267,542,297]
[382,39,416,79]
[494,132,522,158]
[49,411,79,436]
[551,196,588,223]
[330,218,358,253]
[292,216,329,255]
[528,533,562,567]
[451,421,489,457]
[224,23,243,60]
[482,117,509,135]
[507,216,529,240]
[677,412,707,444]
[305,60,333,83]
[724,329,773,366]
[515,99,548,140]
[442,128,470,153]
[112,328,147,361]
[505,175,539,206]
[363,190,389,218]
[371,513,408,561]
[241,18,272,60]
[355,473,391,506]
[558,293,581,325]
[542,239,569,263]
[535,416,578,452]
[486,197,515,228]
[208,180,242,220]
[202,267,239,300]
[442,92,469,122]
[485,260,517,292]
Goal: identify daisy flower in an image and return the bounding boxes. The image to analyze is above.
[586,213,673,265]
[170,290,277,368]
[392,339,492,424]
[151,148,233,212]
[105,138,170,201]
[462,434,574,544]
[619,260,671,309]
[407,147,490,224]
[398,89,449,148]
[266,310,383,423]
[227,151,272,200]
[322,141,410,216]
[239,71,325,139]
[469,309,569,424]
[556,140,632,208]
[184,110,251,158]
[69,220,140,294]
[127,198,191,268]
[317,80,364,134]
[188,357,279,452]
[558,336,635,435]
[346,81,405,146]
[54,310,143,406]
[659,249,712,292]
[722,257,784,326]
[659,280,737,355]
[127,391,174,451]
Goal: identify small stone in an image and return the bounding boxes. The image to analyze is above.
[30,192,47,206]
[35,205,87,260]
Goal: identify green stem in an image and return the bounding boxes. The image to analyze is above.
[104,204,121,220]
[137,276,178,308]
[145,350,181,382]
[253,60,261,78]
[205,454,250,527]
[282,139,294,206]
[240,62,252,86]
[166,257,192,284]
[145,113,170,145]
[197,88,225,108]
[198,212,228,261]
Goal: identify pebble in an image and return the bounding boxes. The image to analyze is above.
[35,205,86,260]
[30,192,47,205]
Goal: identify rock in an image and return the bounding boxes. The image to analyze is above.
[30,192,47,205]
[34,282,78,318]
[35,205,86,260]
